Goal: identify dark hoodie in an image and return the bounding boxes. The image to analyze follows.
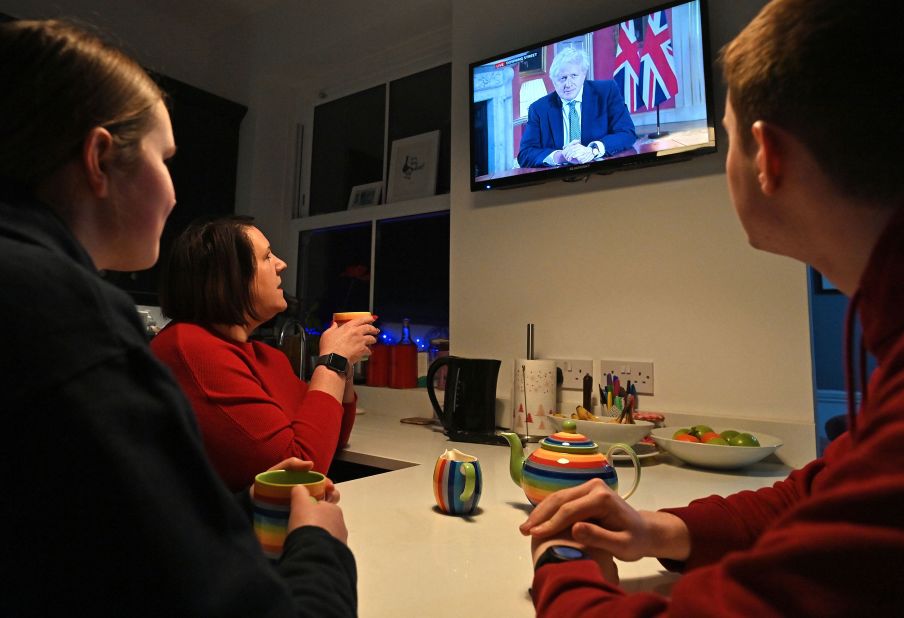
[0,192,356,617]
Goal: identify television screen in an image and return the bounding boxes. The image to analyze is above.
[469,0,715,191]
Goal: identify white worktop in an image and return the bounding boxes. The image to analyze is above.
[336,392,792,617]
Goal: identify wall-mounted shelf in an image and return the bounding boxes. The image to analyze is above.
[294,193,449,232]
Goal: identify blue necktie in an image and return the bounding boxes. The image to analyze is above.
[567,101,580,143]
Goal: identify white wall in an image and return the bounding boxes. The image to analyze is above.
[449,0,815,433]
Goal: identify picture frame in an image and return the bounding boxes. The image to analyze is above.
[347,181,383,209]
[517,47,546,76]
[386,130,440,203]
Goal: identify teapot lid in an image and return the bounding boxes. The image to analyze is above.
[539,420,599,454]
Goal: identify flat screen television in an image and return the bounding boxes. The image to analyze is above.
[469,0,715,191]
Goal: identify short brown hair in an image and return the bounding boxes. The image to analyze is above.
[721,0,903,202]
[0,19,162,191]
[159,217,262,326]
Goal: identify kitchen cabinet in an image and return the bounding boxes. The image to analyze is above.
[308,63,451,216]
[296,64,452,335]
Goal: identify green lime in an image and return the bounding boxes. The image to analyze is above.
[704,436,729,445]
[690,424,714,439]
[720,430,740,441]
[728,432,760,447]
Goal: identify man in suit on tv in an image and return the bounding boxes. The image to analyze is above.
[517,48,637,168]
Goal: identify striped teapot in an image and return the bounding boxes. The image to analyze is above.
[501,420,640,506]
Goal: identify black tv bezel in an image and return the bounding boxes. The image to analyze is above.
[468,0,716,192]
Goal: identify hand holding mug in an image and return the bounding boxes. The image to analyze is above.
[253,469,330,560]
[261,457,340,503]
[288,484,349,545]
[320,314,379,366]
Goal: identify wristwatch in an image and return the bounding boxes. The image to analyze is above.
[314,353,349,376]
[534,544,588,571]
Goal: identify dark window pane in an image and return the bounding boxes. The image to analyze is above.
[310,85,386,215]
[373,211,449,326]
[388,64,451,195]
[297,224,373,331]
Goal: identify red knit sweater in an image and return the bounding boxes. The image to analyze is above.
[531,207,904,616]
[151,322,356,491]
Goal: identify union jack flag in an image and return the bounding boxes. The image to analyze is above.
[613,19,643,113]
[640,10,679,109]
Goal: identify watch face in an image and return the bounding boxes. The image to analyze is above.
[552,546,586,560]
[318,353,348,374]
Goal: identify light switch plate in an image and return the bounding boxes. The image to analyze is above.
[553,359,593,390]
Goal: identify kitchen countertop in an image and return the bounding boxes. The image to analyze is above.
[335,398,792,617]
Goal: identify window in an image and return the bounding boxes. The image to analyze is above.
[297,223,372,331]
[374,211,449,326]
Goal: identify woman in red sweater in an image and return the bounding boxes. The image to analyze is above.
[151,217,378,491]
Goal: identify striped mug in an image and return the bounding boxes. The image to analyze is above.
[253,470,326,561]
[433,449,482,515]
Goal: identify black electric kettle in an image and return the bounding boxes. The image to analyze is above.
[427,356,502,444]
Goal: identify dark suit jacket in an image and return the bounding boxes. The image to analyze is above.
[517,79,637,168]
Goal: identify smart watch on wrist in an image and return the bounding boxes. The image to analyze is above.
[534,544,588,571]
[314,353,349,376]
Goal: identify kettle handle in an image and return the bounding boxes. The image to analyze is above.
[426,356,454,427]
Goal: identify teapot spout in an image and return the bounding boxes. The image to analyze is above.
[499,432,525,487]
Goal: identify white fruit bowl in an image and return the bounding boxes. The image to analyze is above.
[650,427,783,469]
[549,415,654,447]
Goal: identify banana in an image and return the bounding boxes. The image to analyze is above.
[575,405,597,421]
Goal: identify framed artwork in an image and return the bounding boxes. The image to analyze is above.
[518,47,546,76]
[348,181,383,209]
[386,130,440,203]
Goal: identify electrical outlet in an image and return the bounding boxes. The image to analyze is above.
[553,359,593,390]
[598,360,654,395]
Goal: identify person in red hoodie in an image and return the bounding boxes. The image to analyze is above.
[152,217,378,491]
[520,0,904,614]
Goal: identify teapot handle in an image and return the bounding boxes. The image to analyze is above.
[605,442,641,500]
[459,462,475,502]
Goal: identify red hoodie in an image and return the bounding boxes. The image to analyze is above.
[531,207,904,616]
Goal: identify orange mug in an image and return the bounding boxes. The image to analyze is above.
[333,311,375,326]
[333,312,377,360]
